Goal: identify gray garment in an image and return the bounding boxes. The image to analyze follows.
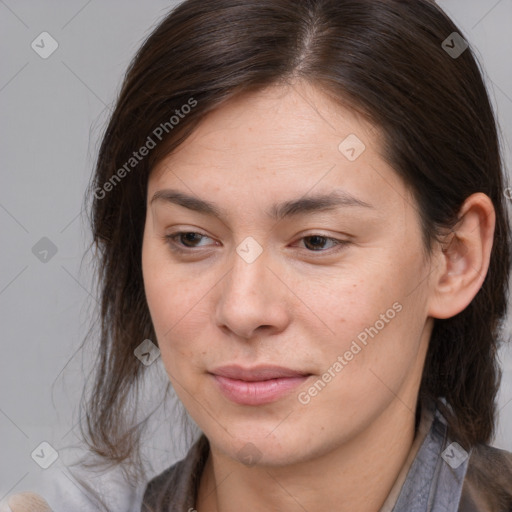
[140,401,511,511]
[391,403,470,511]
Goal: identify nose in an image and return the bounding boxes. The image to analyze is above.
[215,246,291,340]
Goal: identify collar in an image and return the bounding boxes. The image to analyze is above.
[389,398,471,512]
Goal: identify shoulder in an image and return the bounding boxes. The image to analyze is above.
[460,444,512,512]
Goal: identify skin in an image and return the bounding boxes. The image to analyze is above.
[141,81,495,512]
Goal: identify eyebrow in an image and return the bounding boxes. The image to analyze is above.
[150,188,375,221]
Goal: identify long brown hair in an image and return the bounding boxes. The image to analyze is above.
[75,0,511,505]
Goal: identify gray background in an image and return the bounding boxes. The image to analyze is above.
[1,0,511,506]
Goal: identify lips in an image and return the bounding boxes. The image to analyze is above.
[209,365,312,405]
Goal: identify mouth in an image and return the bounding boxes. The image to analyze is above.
[209,365,312,405]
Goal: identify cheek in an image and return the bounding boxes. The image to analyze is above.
[301,255,424,370]
[143,236,188,322]
[295,268,384,345]
[142,241,211,370]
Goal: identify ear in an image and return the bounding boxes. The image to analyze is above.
[428,193,496,320]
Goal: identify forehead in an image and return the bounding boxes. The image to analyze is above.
[148,82,412,219]
[153,83,374,170]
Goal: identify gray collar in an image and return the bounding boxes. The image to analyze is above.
[392,401,470,512]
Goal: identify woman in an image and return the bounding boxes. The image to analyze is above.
[84,0,512,510]
[5,0,511,511]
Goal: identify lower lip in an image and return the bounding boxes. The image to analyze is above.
[211,374,310,405]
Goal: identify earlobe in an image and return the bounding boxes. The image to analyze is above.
[427,193,496,320]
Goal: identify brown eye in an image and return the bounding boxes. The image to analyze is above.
[164,231,214,253]
[302,235,332,251]
[176,232,205,248]
[298,235,350,253]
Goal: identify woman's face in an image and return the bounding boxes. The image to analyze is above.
[142,82,439,466]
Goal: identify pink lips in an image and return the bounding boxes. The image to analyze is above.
[210,365,311,405]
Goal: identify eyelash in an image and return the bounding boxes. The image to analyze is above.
[164,231,351,256]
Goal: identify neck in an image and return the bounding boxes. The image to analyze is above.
[196,398,418,512]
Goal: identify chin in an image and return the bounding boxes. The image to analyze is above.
[204,419,316,467]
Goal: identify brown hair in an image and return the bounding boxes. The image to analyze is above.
[74,0,511,505]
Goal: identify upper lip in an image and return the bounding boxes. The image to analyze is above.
[210,365,311,382]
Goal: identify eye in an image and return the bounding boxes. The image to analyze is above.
[165,231,214,252]
[164,231,350,255]
[296,234,349,253]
